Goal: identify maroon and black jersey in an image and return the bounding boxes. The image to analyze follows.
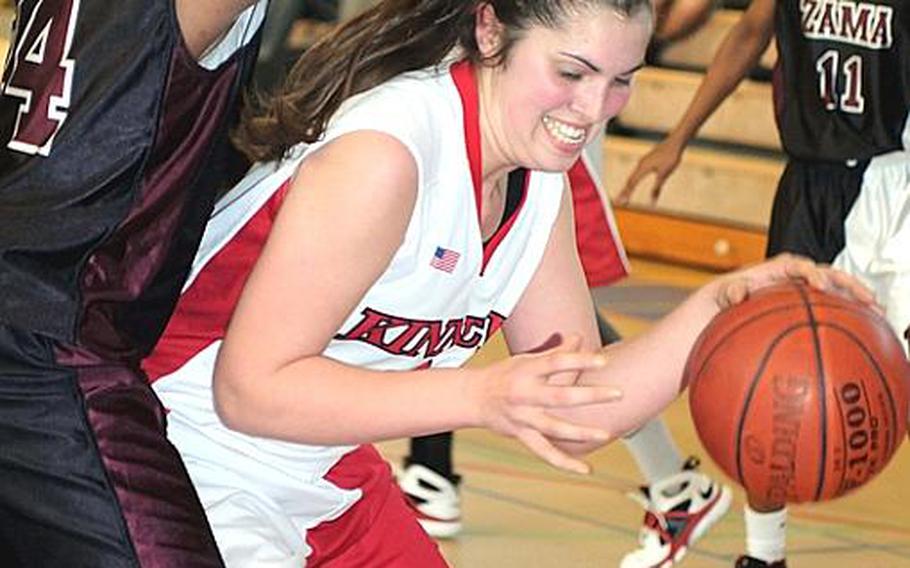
[773,0,910,161]
[0,0,262,360]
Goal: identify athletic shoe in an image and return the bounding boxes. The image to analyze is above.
[398,462,462,539]
[620,457,733,568]
[735,556,787,567]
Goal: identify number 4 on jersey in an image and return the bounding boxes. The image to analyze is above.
[2,0,79,156]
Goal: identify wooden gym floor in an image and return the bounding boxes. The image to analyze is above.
[377,258,910,568]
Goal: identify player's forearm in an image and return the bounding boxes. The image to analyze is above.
[548,283,721,454]
[666,20,774,147]
[213,355,480,445]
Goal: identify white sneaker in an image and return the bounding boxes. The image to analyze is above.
[620,457,732,568]
[397,463,462,539]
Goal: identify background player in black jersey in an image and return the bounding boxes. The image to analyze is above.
[618,0,910,566]
[0,0,268,565]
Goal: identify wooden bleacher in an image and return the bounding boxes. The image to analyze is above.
[0,4,11,66]
[659,8,777,72]
[616,67,779,151]
[608,4,781,271]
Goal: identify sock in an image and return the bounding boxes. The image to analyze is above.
[744,504,787,562]
[407,432,456,480]
[622,418,684,485]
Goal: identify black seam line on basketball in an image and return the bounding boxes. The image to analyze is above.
[822,321,902,460]
[687,298,861,384]
[691,303,805,382]
[795,284,828,502]
[734,321,808,493]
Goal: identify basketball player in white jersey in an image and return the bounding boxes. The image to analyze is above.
[143,0,875,565]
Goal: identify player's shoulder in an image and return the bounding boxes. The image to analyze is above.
[340,65,459,124]
[324,65,461,170]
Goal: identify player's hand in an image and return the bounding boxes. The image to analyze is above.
[615,138,684,206]
[467,334,621,474]
[712,253,881,314]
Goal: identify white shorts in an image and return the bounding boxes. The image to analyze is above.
[833,149,910,351]
[167,413,361,567]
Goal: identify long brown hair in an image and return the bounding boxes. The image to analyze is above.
[235,0,651,163]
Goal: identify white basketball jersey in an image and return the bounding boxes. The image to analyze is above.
[144,60,565,526]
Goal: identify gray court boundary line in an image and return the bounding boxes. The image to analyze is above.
[462,483,733,564]
[806,531,910,561]
[457,437,636,488]
[773,542,910,562]
[456,439,910,564]
[463,484,910,565]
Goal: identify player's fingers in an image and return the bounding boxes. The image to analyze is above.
[618,166,649,204]
[522,334,606,372]
[525,351,609,381]
[553,332,583,354]
[529,384,624,407]
[771,255,877,309]
[826,268,879,306]
[780,254,827,287]
[515,428,592,474]
[512,407,612,445]
[539,333,596,386]
[716,278,750,308]
[649,175,666,204]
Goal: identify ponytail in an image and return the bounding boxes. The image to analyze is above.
[234,0,479,163]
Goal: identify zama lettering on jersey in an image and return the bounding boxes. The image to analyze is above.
[800,0,893,114]
[800,0,893,49]
[3,0,79,156]
[336,307,507,360]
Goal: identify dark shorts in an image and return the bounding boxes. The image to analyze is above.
[0,324,223,567]
[766,158,867,263]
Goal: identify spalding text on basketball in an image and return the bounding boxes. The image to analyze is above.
[765,373,811,504]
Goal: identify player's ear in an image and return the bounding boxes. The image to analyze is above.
[475,2,505,58]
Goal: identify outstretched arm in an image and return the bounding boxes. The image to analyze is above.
[618,0,776,203]
[505,186,876,457]
[175,0,262,59]
[568,255,875,455]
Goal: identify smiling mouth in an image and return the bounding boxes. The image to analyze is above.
[542,115,587,145]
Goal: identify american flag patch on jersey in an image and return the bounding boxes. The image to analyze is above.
[430,246,460,273]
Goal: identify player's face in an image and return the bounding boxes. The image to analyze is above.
[478,4,652,173]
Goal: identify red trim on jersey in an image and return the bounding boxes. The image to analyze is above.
[451,60,532,275]
[450,60,483,231]
[142,180,292,382]
[568,158,628,287]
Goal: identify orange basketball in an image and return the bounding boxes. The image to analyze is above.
[684,281,910,506]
